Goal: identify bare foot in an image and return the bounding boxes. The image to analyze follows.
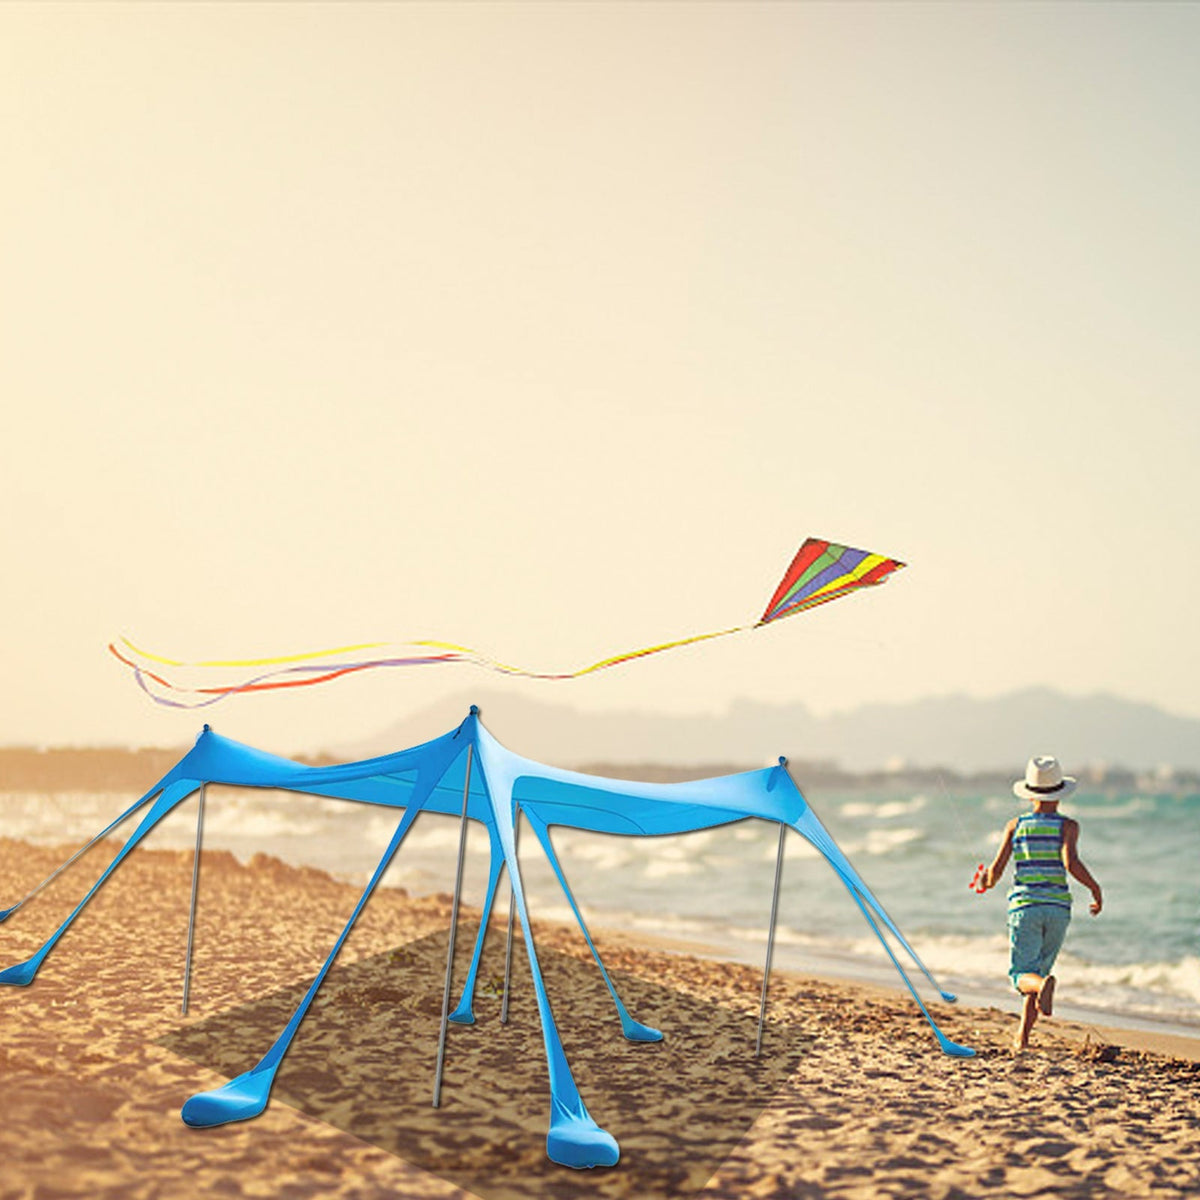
[1038,974,1056,1017]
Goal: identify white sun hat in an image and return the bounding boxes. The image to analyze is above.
[1013,755,1077,801]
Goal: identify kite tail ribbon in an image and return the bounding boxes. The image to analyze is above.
[108,626,749,709]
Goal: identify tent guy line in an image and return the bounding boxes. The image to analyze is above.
[0,707,972,1172]
[107,537,905,707]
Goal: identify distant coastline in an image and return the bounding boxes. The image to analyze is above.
[2,745,1196,796]
[579,760,1200,795]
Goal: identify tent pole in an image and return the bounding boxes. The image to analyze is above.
[182,784,206,1016]
[433,743,473,1108]
[755,821,786,1058]
[500,813,519,1024]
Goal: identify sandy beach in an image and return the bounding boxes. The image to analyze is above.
[1,837,1197,1200]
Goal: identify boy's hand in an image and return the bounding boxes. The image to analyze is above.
[1089,888,1103,916]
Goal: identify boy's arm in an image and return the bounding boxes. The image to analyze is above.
[983,819,1016,890]
[1062,818,1103,915]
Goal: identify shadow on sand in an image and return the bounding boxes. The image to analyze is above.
[159,924,812,1200]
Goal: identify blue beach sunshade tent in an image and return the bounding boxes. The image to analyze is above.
[0,707,972,1170]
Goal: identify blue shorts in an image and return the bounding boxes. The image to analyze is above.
[1007,905,1071,990]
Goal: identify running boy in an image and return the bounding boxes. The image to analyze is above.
[982,755,1103,1051]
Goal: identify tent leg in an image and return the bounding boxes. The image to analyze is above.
[433,743,473,1108]
[0,783,162,924]
[787,781,957,1002]
[0,781,200,987]
[491,796,618,1167]
[182,784,206,1015]
[755,822,786,1058]
[500,813,519,1024]
[525,811,661,1042]
[448,830,504,1025]
[843,883,974,1057]
[181,799,428,1128]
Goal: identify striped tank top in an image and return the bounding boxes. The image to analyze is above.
[1007,811,1073,912]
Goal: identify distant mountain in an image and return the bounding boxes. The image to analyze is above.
[336,687,1200,775]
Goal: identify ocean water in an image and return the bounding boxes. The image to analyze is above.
[3,783,1197,1037]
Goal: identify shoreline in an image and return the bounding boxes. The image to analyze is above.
[572,919,1200,1065]
[5,831,1198,1053]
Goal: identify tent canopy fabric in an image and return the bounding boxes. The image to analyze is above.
[0,707,972,1170]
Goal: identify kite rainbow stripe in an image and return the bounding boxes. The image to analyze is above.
[111,538,904,708]
[759,538,904,624]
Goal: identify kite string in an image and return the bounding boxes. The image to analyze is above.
[937,770,989,894]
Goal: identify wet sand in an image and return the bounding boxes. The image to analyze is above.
[1,838,1198,1199]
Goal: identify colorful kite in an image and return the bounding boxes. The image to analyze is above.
[111,537,904,708]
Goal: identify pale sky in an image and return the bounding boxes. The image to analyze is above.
[2,3,1197,751]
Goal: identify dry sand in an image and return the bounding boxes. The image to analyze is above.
[1,837,1197,1199]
